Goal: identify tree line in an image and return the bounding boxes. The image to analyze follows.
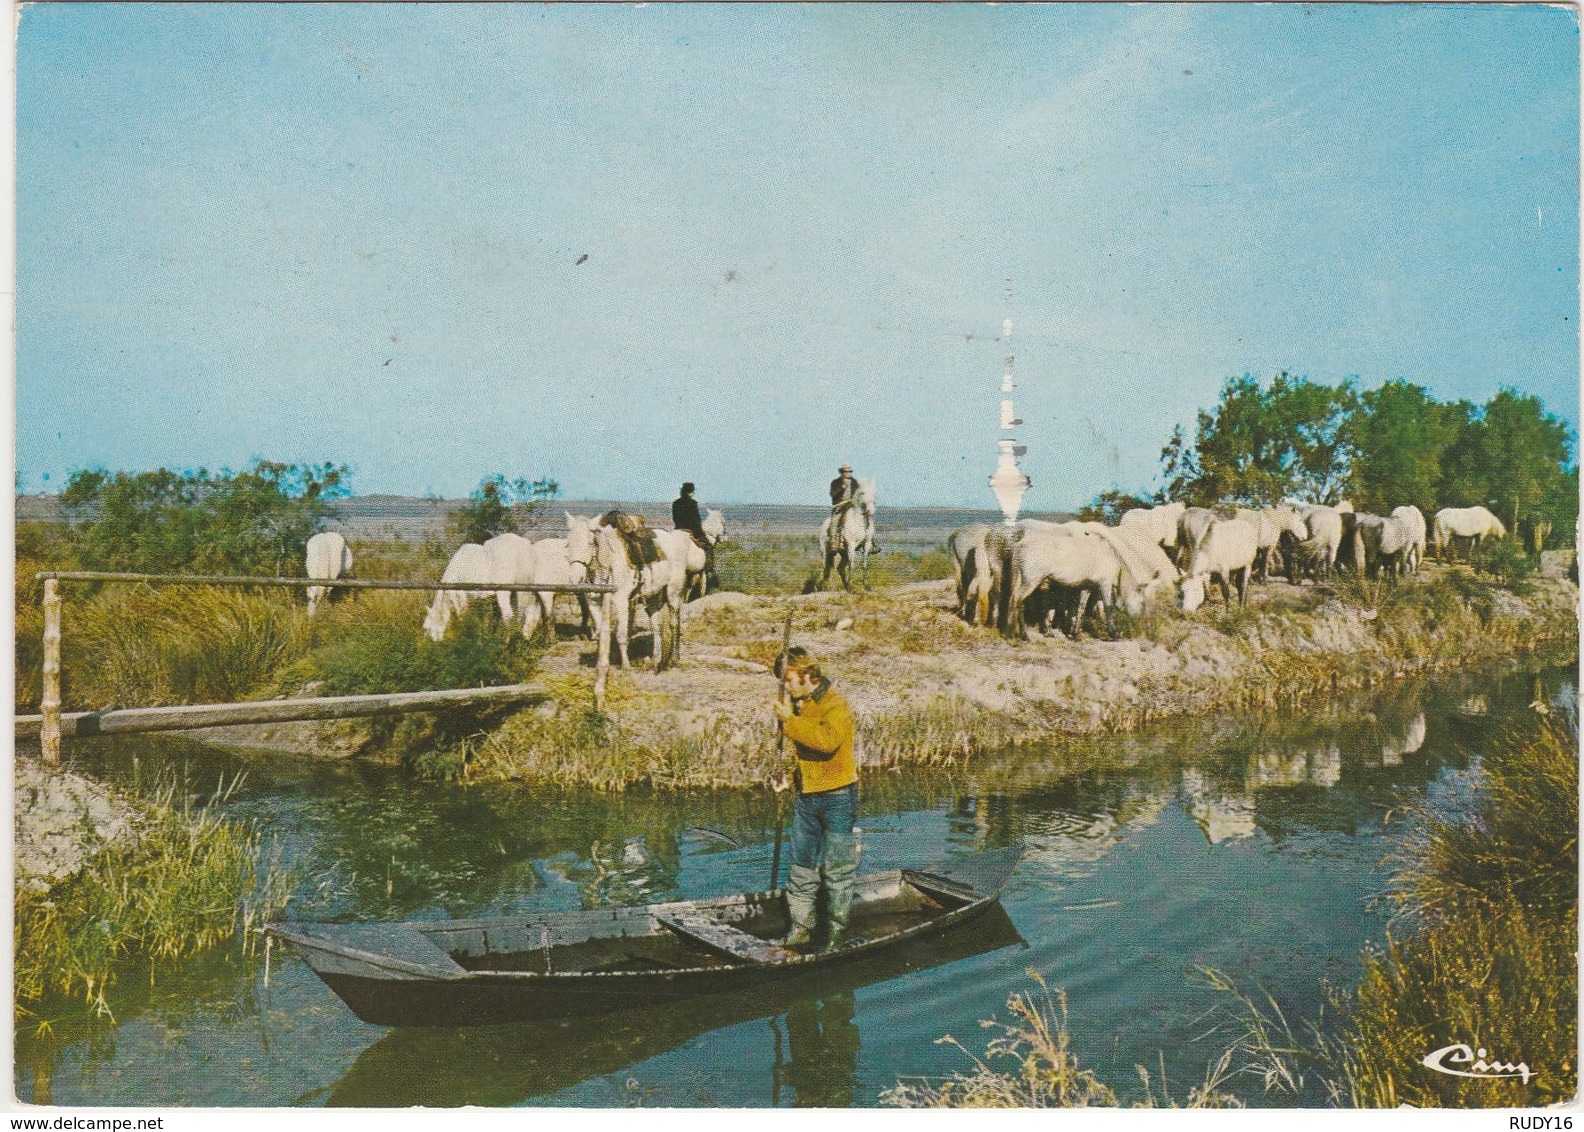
[50,461,558,576]
[1089,374,1578,547]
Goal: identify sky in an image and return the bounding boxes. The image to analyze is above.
[14,3,1581,508]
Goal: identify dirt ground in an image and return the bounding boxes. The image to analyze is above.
[527,555,1579,765]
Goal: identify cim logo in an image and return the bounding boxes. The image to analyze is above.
[1422,1042,1534,1084]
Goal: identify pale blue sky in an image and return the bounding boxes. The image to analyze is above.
[16,3,1580,506]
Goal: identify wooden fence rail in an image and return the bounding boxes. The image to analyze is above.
[27,571,618,761]
[17,684,549,740]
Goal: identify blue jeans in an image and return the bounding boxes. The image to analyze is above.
[790,783,858,874]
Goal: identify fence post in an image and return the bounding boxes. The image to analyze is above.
[593,592,612,713]
[41,578,62,765]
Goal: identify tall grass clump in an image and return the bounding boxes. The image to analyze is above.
[14,770,295,1019]
[58,587,310,711]
[859,697,1023,768]
[1330,715,1578,1107]
[883,971,1241,1109]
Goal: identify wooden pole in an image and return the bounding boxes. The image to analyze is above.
[40,578,61,765]
[593,592,613,713]
[15,683,548,740]
[34,570,612,595]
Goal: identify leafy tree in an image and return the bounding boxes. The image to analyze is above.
[1160,372,1357,505]
[1345,379,1463,516]
[452,474,560,544]
[61,461,350,575]
[1077,488,1154,525]
[1478,388,1574,533]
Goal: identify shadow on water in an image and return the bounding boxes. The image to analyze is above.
[322,905,1025,1107]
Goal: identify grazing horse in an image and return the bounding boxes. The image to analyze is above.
[1433,506,1507,562]
[1118,501,1186,561]
[593,515,687,670]
[1379,512,1419,579]
[1008,524,1145,640]
[1178,518,1258,612]
[305,531,353,616]
[1388,506,1427,574]
[1234,507,1309,582]
[948,523,992,622]
[1336,513,1387,577]
[483,533,540,627]
[1287,504,1345,583]
[820,478,875,590]
[422,543,494,641]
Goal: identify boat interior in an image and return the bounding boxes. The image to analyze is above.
[427,867,980,976]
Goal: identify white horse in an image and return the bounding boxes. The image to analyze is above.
[305,531,353,616]
[1433,506,1507,562]
[483,532,540,626]
[1388,505,1427,574]
[1009,523,1144,639]
[948,523,992,621]
[1178,518,1258,612]
[670,508,727,600]
[1233,507,1309,582]
[820,478,876,590]
[422,543,495,641]
[1118,501,1185,559]
[593,516,687,670]
[1288,504,1346,582]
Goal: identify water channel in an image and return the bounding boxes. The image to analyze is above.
[15,660,1576,1108]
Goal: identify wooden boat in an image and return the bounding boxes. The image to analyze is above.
[327,904,1026,1105]
[268,845,1020,1027]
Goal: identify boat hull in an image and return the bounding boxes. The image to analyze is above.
[271,846,1020,1027]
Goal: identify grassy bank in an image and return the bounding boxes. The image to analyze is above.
[459,564,1577,791]
[14,766,296,1021]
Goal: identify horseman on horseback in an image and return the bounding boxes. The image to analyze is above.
[671,482,716,585]
[821,465,876,590]
[830,464,858,522]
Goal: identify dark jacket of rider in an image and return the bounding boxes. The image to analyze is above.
[672,493,705,542]
[830,475,858,508]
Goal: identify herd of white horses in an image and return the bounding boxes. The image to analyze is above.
[304,509,729,670]
[948,500,1510,640]
[300,483,1510,664]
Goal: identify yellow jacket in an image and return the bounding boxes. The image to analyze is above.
[782,681,858,795]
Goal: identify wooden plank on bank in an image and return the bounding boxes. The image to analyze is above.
[15,683,548,740]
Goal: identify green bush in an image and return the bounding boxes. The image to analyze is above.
[1470,537,1538,588]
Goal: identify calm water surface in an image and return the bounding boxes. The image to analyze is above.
[16,662,1574,1108]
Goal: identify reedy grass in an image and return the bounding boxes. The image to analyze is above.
[14,768,297,1020]
[1328,715,1578,1107]
[881,970,1242,1109]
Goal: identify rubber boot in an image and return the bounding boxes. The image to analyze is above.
[821,833,859,952]
[780,865,819,948]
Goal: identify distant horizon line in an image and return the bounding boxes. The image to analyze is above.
[15,489,1088,511]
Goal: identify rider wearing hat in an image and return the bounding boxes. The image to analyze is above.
[671,482,715,578]
[829,465,858,522]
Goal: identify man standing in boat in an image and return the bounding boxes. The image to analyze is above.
[772,650,858,951]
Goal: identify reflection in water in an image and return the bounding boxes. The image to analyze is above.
[780,991,860,1107]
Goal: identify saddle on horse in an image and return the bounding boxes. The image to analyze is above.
[600,510,663,568]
